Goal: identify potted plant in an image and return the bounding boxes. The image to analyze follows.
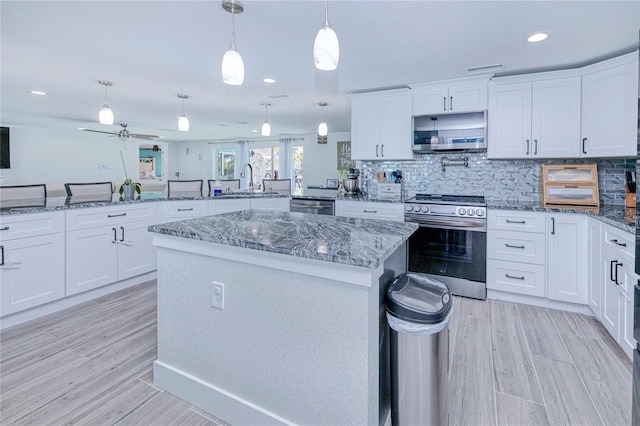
[119,178,141,200]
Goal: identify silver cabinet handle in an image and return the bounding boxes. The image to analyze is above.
[505,274,525,280]
[450,96,453,111]
[380,144,384,157]
[376,145,379,157]
[107,213,127,218]
[582,137,587,154]
[363,210,378,213]
[505,243,525,249]
[610,239,627,247]
[526,139,530,155]
[506,219,526,224]
[550,217,555,235]
[443,97,447,111]
[534,139,538,155]
[177,208,194,212]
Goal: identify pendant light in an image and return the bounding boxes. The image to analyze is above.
[221,0,245,86]
[98,81,114,125]
[177,94,190,132]
[430,117,439,144]
[313,0,339,71]
[318,102,328,136]
[261,103,271,136]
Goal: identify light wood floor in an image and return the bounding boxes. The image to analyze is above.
[1,281,633,425]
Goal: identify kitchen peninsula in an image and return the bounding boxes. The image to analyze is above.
[148,210,418,425]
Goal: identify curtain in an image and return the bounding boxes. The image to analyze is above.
[279,137,293,191]
[234,140,249,188]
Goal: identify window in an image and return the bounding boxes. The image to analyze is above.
[293,146,303,188]
[250,146,280,185]
[217,149,235,179]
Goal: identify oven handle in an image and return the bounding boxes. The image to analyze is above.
[405,216,487,232]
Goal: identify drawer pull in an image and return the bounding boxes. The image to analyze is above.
[363,210,378,214]
[0,245,4,265]
[610,260,617,283]
[177,208,194,212]
[505,243,525,249]
[107,213,127,218]
[505,274,525,280]
[610,239,627,247]
[505,219,526,224]
[0,226,9,231]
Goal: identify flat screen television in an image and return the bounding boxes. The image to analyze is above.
[0,127,9,169]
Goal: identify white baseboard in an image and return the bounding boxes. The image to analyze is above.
[153,360,294,426]
[487,289,593,316]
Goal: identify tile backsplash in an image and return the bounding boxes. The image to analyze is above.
[362,153,635,205]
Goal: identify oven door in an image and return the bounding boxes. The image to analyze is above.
[407,219,486,283]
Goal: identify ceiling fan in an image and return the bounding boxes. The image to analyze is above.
[81,123,159,140]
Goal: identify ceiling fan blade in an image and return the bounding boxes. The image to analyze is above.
[81,129,118,135]
[130,133,160,140]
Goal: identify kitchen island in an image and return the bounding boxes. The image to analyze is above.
[148,210,418,426]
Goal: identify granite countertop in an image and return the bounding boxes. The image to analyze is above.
[149,210,418,269]
[488,200,635,233]
[0,191,289,215]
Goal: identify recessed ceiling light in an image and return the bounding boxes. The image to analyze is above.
[527,33,548,43]
[30,90,46,95]
[263,78,276,84]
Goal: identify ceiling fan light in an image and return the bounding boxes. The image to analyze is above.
[318,120,328,136]
[314,24,339,71]
[222,47,245,86]
[98,104,114,125]
[177,114,190,132]
[261,120,271,136]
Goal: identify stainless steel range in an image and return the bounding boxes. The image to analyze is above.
[404,194,487,300]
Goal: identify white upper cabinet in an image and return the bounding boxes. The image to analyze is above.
[581,52,638,158]
[488,75,581,159]
[410,77,489,115]
[350,88,413,160]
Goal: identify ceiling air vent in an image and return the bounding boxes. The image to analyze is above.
[465,63,505,75]
[266,94,290,100]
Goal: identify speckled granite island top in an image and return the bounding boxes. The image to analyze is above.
[149,210,418,269]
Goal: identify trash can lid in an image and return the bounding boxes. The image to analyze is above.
[385,273,452,324]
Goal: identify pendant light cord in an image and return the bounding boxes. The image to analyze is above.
[324,0,329,26]
[231,9,237,49]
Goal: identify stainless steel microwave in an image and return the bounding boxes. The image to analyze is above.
[413,111,487,152]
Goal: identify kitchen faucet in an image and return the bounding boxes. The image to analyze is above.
[240,163,254,192]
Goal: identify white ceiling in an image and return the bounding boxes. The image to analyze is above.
[1,0,638,143]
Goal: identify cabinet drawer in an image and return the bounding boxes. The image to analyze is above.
[488,210,546,233]
[66,203,160,231]
[0,211,65,241]
[208,199,251,215]
[487,259,546,297]
[250,198,290,212]
[488,230,546,265]
[161,200,208,221]
[335,201,404,222]
[602,225,634,259]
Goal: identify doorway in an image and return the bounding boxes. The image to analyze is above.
[138,142,169,181]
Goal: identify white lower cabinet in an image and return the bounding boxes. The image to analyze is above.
[546,213,588,304]
[66,204,160,296]
[161,200,208,222]
[588,218,602,318]
[486,259,546,297]
[1,232,65,316]
[335,200,404,222]
[250,197,290,211]
[209,199,251,215]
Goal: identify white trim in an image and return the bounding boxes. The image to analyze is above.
[487,289,594,316]
[153,361,295,426]
[152,233,382,287]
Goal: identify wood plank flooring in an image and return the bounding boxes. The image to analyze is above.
[1,281,633,425]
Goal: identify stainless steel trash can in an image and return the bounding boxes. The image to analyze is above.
[386,273,452,426]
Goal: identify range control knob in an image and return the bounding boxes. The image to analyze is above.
[476,209,485,217]
[405,205,414,212]
[422,206,429,213]
[458,208,466,215]
[468,209,476,216]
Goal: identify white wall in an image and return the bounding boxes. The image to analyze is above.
[0,125,142,185]
[300,131,351,187]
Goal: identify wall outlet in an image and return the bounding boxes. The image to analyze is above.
[211,281,224,310]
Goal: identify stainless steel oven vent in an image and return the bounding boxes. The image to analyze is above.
[465,63,505,74]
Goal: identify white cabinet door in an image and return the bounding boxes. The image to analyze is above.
[209,198,251,215]
[0,233,65,315]
[601,247,621,341]
[532,77,581,158]
[620,261,636,358]
[161,200,208,223]
[581,59,638,158]
[487,259,546,297]
[250,198,290,212]
[487,82,532,159]
[412,84,449,114]
[412,81,487,114]
[66,226,119,295]
[546,214,587,304]
[117,221,156,280]
[448,82,488,112]
[335,201,404,222]
[588,218,602,318]
[380,93,413,160]
[350,94,381,160]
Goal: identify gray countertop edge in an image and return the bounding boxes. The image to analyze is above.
[488,202,634,233]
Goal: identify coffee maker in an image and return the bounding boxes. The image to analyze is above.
[344,169,360,194]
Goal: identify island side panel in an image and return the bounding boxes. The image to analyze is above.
[153,244,382,426]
